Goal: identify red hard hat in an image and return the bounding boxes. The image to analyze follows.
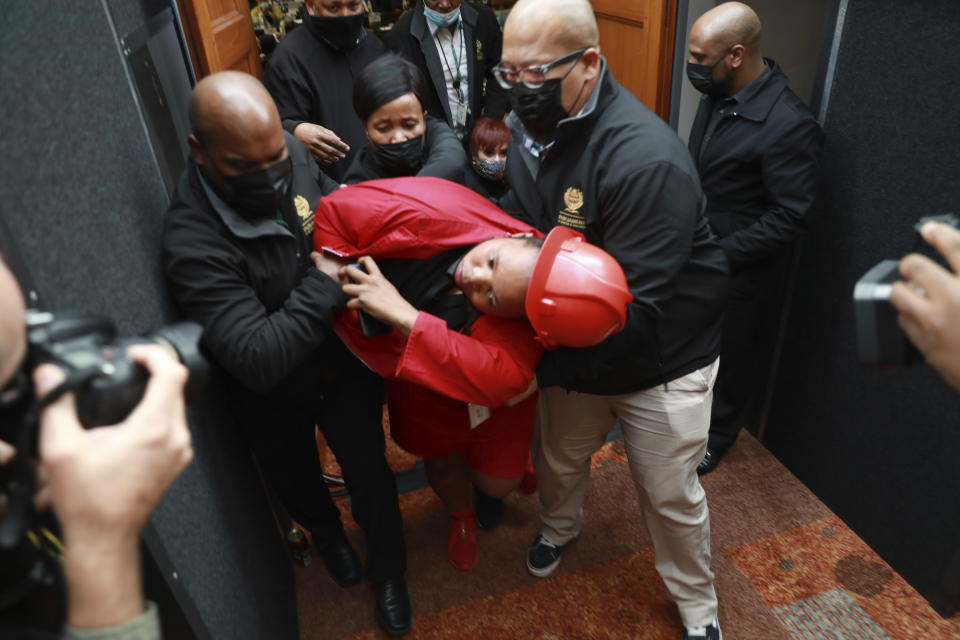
[525,226,633,350]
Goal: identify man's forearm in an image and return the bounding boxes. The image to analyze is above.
[63,532,143,629]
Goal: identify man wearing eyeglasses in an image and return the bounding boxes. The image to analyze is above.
[384,0,509,141]
[497,1,729,639]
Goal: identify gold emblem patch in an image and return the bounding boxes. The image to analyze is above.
[476,40,483,61]
[559,187,586,229]
[563,187,584,211]
[295,195,314,234]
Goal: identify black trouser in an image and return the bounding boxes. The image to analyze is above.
[708,257,788,452]
[241,346,405,582]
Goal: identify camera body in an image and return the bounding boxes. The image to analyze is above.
[853,260,920,366]
[0,310,206,608]
[853,212,958,367]
[0,310,205,442]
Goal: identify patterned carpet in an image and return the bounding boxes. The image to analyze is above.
[295,422,960,639]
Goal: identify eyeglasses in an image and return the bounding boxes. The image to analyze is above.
[493,48,588,90]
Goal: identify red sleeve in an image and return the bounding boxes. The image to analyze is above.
[394,313,544,407]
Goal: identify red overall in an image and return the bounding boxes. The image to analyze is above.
[314,178,544,476]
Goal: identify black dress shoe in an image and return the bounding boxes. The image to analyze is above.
[474,488,504,530]
[321,536,362,587]
[696,448,723,476]
[375,576,412,636]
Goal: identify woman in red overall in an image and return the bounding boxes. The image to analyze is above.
[313,177,631,570]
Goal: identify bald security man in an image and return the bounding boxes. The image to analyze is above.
[161,72,411,636]
[686,3,823,476]
[497,2,728,638]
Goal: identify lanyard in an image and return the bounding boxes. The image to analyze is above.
[435,23,465,104]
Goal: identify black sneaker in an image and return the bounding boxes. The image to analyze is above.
[474,488,504,530]
[525,533,565,577]
[682,618,722,640]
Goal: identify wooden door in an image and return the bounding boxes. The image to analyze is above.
[178,0,263,80]
[592,0,676,120]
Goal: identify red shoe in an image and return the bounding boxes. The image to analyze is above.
[447,508,479,570]
[518,457,538,495]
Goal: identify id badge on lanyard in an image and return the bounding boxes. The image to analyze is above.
[454,100,468,129]
[438,25,468,129]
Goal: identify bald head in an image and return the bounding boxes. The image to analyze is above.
[501,0,603,138]
[505,0,598,52]
[189,71,281,149]
[687,2,764,97]
[691,2,762,58]
[187,71,288,191]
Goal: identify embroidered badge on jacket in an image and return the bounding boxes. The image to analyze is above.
[295,195,314,234]
[559,187,586,229]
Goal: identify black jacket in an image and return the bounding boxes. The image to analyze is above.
[263,24,386,182]
[384,1,508,136]
[688,58,824,272]
[504,63,729,395]
[162,134,345,407]
[342,116,467,184]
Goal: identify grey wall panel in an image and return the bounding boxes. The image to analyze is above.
[763,0,960,615]
[1,4,298,637]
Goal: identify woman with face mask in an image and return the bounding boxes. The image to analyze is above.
[343,54,467,184]
[464,117,511,206]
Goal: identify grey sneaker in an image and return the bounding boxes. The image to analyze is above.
[525,533,565,577]
[682,618,722,640]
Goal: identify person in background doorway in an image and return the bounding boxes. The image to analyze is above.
[685,1,823,475]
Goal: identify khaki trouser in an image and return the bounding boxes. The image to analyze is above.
[532,358,720,628]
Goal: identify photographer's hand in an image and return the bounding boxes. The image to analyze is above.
[34,344,193,629]
[340,257,419,336]
[890,221,960,392]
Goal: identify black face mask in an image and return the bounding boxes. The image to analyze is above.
[307,14,366,52]
[372,136,424,177]
[686,60,726,97]
[509,76,589,143]
[216,157,293,219]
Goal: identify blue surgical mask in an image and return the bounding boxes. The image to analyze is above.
[423,4,460,27]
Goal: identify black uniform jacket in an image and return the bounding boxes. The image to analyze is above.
[162,133,345,409]
[504,64,729,395]
[384,1,508,134]
[688,58,824,272]
[263,25,386,182]
[342,116,467,184]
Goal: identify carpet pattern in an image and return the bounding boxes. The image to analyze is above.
[296,426,960,639]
